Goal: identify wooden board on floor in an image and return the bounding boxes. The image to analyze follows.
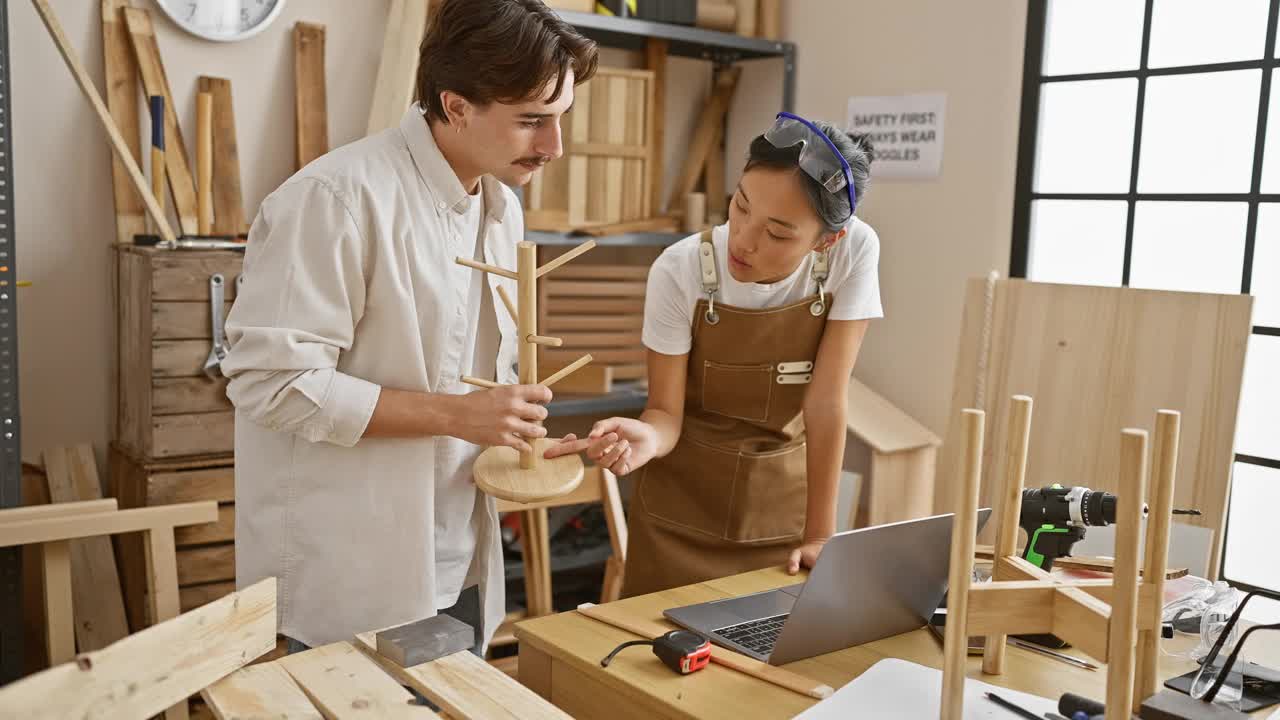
[938,279,1254,577]
[197,77,246,235]
[0,579,277,720]
[293,22,328,171]
[41,445,131,654]
[102,0,145,247]
[122,7,198,236]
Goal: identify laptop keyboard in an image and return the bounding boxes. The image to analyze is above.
[713,613,790,656]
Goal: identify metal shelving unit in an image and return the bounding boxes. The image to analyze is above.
[0,1,21,685]
[538,11,797,418]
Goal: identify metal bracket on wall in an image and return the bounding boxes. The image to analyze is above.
[0,0,22,684]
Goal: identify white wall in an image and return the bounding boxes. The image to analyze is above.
[12,0,1028,467]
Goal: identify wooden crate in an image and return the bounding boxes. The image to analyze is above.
[109,444,237,632]
[116,244,242,460]
[537,245,662,387]
[524,67,656,231]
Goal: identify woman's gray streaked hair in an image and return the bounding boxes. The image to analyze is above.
[744,120,874,234]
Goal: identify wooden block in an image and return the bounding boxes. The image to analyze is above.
[41,445,131,654]
[202,661,322,720]
[696,0,737,32]
[375,614,474,667]
[123,7,198,236]
[102,0,146,247]
[197,77,246,236]
[0,578,277,720]
[294,22,328,171]
[176,543,235,586]
[353,631,574,720]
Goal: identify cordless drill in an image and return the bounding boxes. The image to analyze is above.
[1018,484,1139,570]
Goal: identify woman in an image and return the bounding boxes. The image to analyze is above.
[547,112,881,597]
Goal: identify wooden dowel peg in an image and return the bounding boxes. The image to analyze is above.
[455,256,518,280]
[496,284,518,324]
[527,335,562,347]
[536,239,598,278]
[541,354,592,388]
[461,376,501,390]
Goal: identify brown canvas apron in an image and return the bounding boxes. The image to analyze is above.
[622,231,831,598]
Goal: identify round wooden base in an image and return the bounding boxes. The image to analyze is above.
[472,438,584,504]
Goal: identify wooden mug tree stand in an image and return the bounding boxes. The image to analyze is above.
[941,395,1182,720]
[456,239,597,504]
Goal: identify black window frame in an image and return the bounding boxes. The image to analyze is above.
[1010,0,1280,590]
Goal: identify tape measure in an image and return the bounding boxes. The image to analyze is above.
[600,629,712,675]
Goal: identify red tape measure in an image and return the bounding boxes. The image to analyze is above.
[601,630,713,675]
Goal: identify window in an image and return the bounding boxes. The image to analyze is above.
[1012,0,1280,622]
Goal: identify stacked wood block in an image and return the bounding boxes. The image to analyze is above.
[524,67,657,231]
[537,244,660,389]
[113,244,242,631]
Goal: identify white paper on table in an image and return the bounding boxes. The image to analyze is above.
[793,658,1058,719]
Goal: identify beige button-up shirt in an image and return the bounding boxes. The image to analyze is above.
[222,105,521,649]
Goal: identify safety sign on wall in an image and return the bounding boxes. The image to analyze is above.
[845,93,946,179]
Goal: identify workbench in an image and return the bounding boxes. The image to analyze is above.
[514,566,1280,719]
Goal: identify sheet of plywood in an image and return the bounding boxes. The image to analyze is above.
[41,445,130,653]
[122,7,198,236]
[294,22,329,170]
[937,279,1252,578]
[197,77,246,235]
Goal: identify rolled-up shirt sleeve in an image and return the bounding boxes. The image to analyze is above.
[221,177,381,447]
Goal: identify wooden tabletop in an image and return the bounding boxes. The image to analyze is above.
[514,566,1280,719]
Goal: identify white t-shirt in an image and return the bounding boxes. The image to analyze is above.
[435,189,496,609]
[643,220,883,355]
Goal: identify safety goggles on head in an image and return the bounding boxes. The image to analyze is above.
[762,112,857,222]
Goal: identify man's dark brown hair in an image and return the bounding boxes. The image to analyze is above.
[415,0,599,124]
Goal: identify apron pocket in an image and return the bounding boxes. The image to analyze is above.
[725,443,807,543]
[638,437,739,538]
[701,361,773,422]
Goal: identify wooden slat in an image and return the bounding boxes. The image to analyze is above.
[117,249,153,458]
[197,77,246,236]
[122,7,198,236]
[545,280,646,297]
[541,347,643,365]
[669,66,741,214]
[570,142,648,159]
[293,22,328,170]
[152,412,234,458]
[366,0,431,135]
[203,661,322,720]
[279,642,425,719]
[153,340,220,377]
[567,77,591,227]
[732,0,757,36]
[0,498,115,523]
[1052,586,1112,663]
[102,0,146,247]
[177,543,235,586]
[150,253,243,301]
[0,578,277,720]
[153,377,231,415]
[556,331,642,347]
[42,540,75,667]
[153,301,231,339]
[544,264,649,281]
[605,76,627,224]
[543,297,644,314]
[41,445,131,653]
[175,504,234,546]
[645,38,668,215]
[964,582,1055,636]
[846,377,941,453]
[179,581,236,613]
[353,631,573,720]
[543,313,644,331]
[147,467,235,505]
[0,502,218,548]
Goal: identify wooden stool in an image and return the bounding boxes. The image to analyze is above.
[940,395,1181,719]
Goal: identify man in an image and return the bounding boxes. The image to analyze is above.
[221,0,598,653]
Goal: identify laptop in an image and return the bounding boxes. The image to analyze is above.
[663,509,992,665]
